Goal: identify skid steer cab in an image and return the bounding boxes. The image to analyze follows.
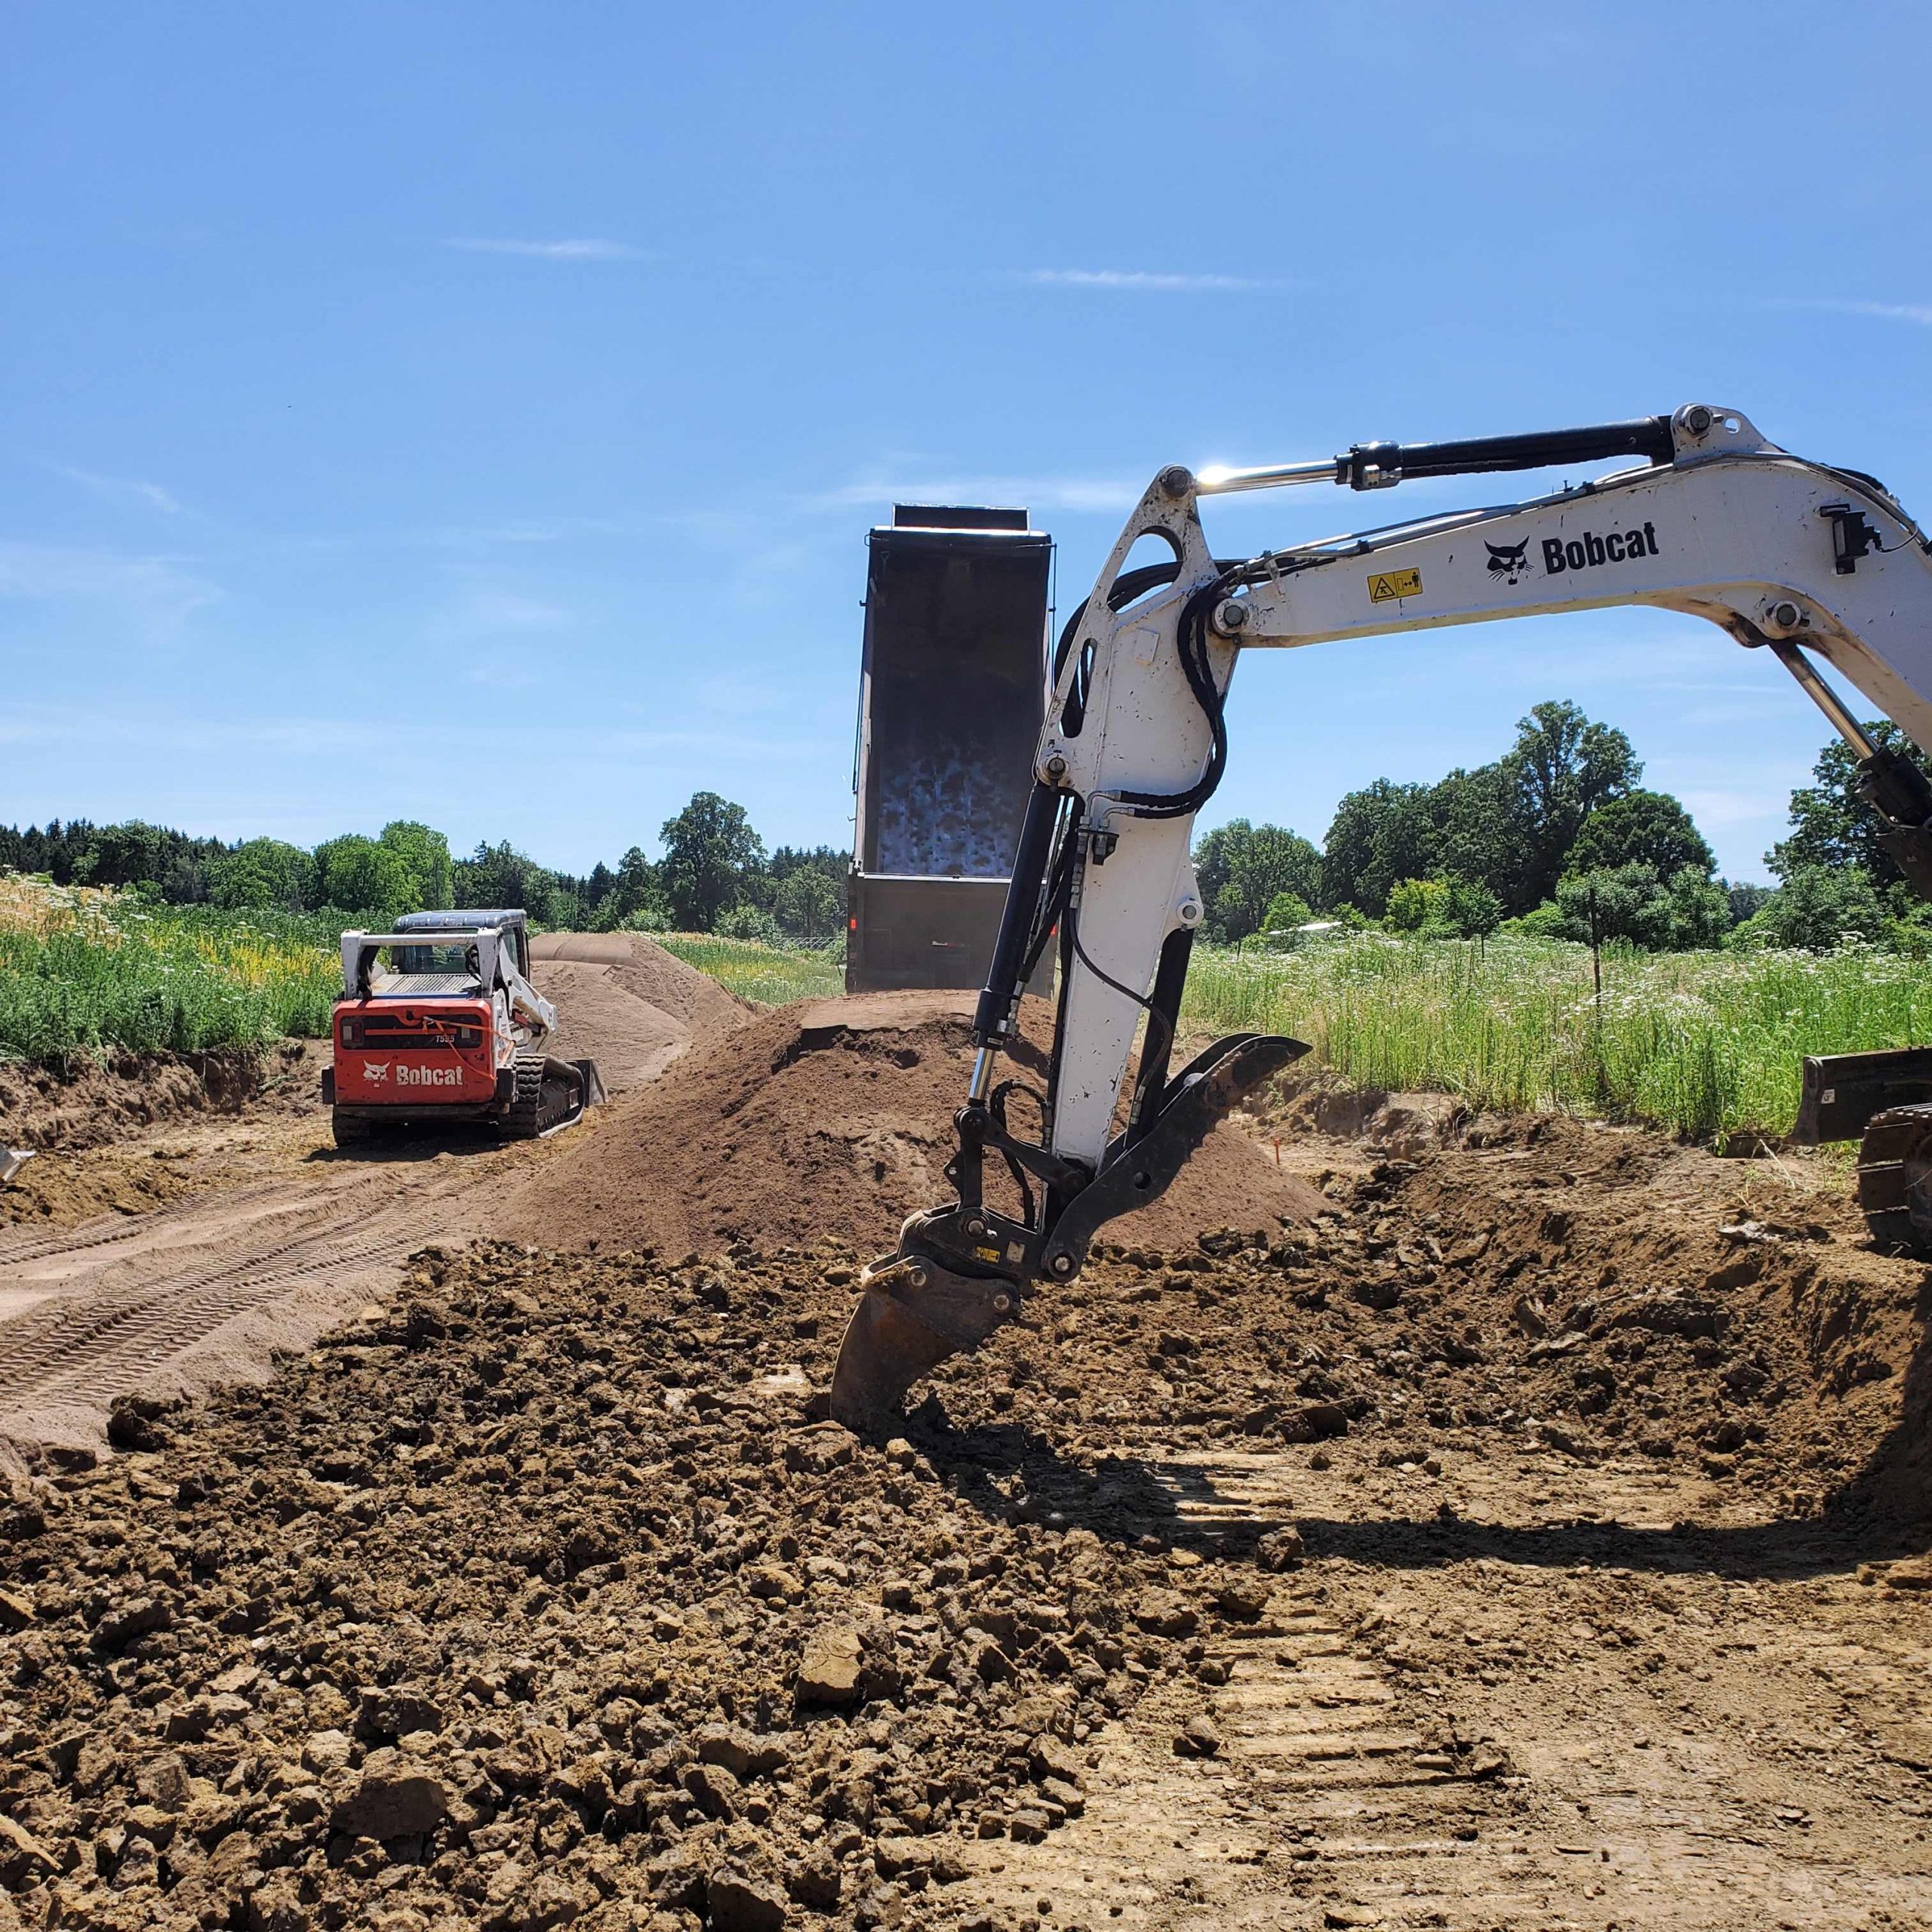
[321,909,604,1149]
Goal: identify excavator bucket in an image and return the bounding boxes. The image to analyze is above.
[828,1252,1021,1435]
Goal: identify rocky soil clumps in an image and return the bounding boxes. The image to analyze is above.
[943,1109,1930,1527]
[0,1244,1284,1932]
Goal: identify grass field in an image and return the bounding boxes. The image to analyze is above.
[1184,931,1928,1141]
[0,878,339,1067]
[5,878,1919,1143]
[657,933,845,1005]
[661,926,1926,1140]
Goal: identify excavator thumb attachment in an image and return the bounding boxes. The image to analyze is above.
[829,1253,1020,1435]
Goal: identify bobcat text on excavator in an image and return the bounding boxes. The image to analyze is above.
[829,403,1932,1430]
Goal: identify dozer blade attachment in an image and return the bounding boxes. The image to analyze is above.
[829,1255,1020,1435]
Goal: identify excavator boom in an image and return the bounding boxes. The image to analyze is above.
[830,401,1932,1431]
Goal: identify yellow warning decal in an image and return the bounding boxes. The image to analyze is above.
[1368,567,1423,603]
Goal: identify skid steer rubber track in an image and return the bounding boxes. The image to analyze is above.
[1856,1101,1932,1255]
[331,1109,374,1149]
[503,1053,600,1140]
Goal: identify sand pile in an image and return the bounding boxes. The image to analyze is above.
[528,934,752,1097]
[530,933,749,1040]
[494,989,1327,1259]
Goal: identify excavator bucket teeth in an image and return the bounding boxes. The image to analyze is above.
[828,1260,1020,1435]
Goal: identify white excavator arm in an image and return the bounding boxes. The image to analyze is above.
[829,402,1932,1429]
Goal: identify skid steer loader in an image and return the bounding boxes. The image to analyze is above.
[321,909,604,1148]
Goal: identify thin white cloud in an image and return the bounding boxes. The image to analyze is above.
[1022,268,1286,293]
[443,237,645,261]
[813,475,1140,515]
[0,704,823,766]
[1677,786,1779,829]
[0,541,218,639]
[55,466,183,514]
[458,589,571,630]
[1780,298,1932,327]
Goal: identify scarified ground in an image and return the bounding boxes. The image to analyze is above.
[0,950,1930,1930]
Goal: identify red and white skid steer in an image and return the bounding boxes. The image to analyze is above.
[321,909,604,1148]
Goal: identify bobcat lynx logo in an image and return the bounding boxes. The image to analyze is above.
[365,1063,390,1084]
[1485,539,1530,586]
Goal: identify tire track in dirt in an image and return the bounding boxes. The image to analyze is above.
[0,1178,300,1273]
[0,1146,531,1455]
[0,1222,419,1398]
[952,1446,1932,1930]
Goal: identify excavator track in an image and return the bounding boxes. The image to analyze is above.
[1856,1101,1932,1255]
[503,1052,588,1140]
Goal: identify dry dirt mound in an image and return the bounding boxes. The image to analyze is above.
[0,1243,1214,1932]
[493,991,1328,1259]
[527,961,690,1098]
[528,932,757,1097]
[529,932,750,1041]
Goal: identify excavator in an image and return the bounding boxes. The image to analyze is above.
[829,402,1932,1430]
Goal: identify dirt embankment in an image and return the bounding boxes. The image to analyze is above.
[0,1042,321,1163]
[494,991,1326,1260]
[1243,1079,1932,1524]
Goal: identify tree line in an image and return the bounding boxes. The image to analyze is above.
[1189,698,1932,953]
[0,793,850,941]
[7,698,1926,953]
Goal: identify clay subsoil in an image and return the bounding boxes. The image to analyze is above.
[2,940,1930,1932]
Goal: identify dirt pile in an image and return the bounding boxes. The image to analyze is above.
[0,1243,1264,1932]
[494,992,1327,1260]
[5,1100,1932,1927]
[530,934,750,1043]
[528,934,753,1102]
[993,1081,1929,1523]
[0,1043,318,1168]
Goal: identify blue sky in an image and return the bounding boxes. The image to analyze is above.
[4,2,1929,881]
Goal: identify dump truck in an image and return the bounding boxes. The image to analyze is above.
[847,505,1054,994]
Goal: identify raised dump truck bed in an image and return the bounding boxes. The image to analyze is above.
[848,505,1052,994]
